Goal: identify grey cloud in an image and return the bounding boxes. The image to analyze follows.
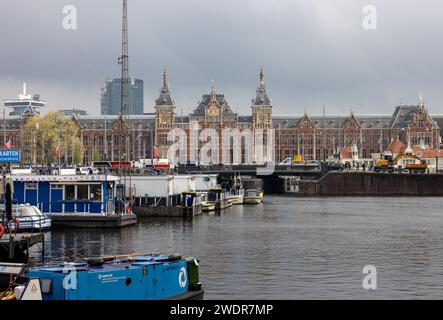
[0,0,442,116]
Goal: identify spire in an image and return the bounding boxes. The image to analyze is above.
[155,69,174,106]
[163,69,168,88]
[252,68,271,106]
[210,80,217,102]
[211,80,217,99]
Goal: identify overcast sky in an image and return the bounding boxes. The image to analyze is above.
[1,0,442,116]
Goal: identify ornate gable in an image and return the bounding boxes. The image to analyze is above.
[343,112,361,130]
[190,83,236,121]
[206,85,221,117]
[113,113,128,132]
[298,112,315,130]
[70,114,83,134]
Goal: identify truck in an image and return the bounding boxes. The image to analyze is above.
[278,155,304,166]
[373,152,428,173]
[373,152,394,173]
[394,154,428,173]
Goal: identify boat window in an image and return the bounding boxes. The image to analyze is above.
[28,207,40,216]
[40,279,52,294]
[31,206,43,216]
[51,184,63,189]
[208,193,218,202]
[65,185,75,200]
[77,184,89,200]
[90,184,101,201]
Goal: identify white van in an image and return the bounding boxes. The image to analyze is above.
[77,167,99,175]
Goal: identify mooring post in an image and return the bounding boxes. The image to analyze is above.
[8,235,14,260]
[5,178,12,221]
[41,234,45,264]
[27,238,30,265]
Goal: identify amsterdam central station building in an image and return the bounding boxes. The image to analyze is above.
[2,70,443,166]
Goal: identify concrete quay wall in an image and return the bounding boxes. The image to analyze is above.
[298,172,443,196]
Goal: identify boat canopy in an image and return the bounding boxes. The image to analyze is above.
[15,205,44,217]
[245,189,261,196]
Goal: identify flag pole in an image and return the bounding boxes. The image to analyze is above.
[58,118,61,174]
[3,106,5,148]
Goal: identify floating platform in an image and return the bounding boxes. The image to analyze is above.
[0,233,44,260]
[213,199,231,211]
[46,213,137,228]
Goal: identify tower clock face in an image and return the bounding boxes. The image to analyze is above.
[160,113,170,124]
[207,105,220,117]
[258,113,267,124]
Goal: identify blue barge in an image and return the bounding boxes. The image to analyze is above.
[0,253,203,300]
[7,174,136,228]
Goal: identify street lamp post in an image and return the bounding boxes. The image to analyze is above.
[436,137,441,174]
[35,122,40,167]
[30,127,33,167]
[278,123,281,163]
[58,119,61,174]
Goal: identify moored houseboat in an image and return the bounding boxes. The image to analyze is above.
[200,192,215,212]
[0,253,204,300]
[228,188,244,205]
[208,188,231,211]
[7,174,136,228]
[228,175,244,205]
[177,191,202,217]
[243,189,263,204]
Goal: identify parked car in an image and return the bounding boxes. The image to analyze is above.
[327,162,344,171]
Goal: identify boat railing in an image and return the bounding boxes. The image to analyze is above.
[15,214,48,235]
[28,200,133,216]
[42,200,111,215]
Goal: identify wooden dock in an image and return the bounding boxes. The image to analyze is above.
[47,213,137,228]
[0,233,44,261]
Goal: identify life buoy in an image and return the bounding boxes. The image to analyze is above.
[8,218,19,233]
[0,224,4,238]
[125,203,131,214]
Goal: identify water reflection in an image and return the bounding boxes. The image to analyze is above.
[30,196,443,299]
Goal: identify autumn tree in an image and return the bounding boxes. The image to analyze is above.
[22,112,84,166]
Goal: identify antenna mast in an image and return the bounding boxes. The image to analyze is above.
[119,0,129,118]
[117,0,132,210]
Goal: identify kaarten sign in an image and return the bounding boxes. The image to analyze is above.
[0,150,21,163]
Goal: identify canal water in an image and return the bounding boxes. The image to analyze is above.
[33,196,443,299]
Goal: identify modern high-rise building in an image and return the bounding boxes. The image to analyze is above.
[100,78,144,115]
[3,83,46,116]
